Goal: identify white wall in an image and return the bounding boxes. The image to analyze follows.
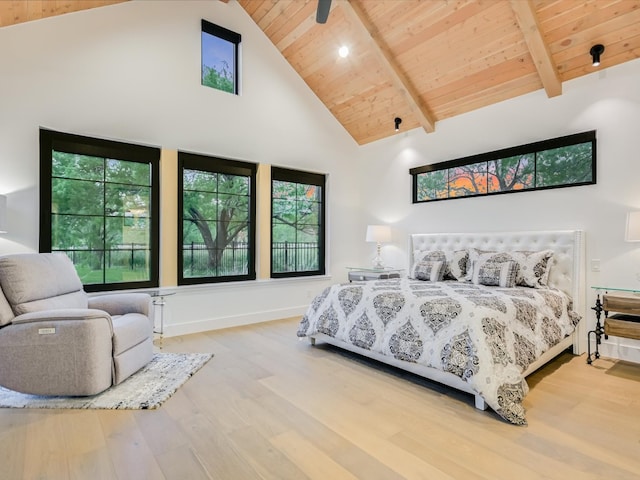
[357,59,640,362]
[2,1,640,361]
[0,0,361,336]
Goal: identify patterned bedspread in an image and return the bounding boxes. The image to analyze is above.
[297,278,581,425]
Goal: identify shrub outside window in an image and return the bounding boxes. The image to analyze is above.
[39,128,160,292]
[179,152,256,284]
[271,167,326,278]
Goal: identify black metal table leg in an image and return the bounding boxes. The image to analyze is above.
[587,294,605,364]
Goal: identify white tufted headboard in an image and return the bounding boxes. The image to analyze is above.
[409,230,585,304]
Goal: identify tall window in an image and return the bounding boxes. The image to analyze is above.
[271,167,325,278]
[179,152,256,284]
[39,129,160,292]
[201,19,241,95]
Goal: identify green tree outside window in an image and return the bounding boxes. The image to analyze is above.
[179,152,256,284]
[271,167,325,277]
[40,128,160,292]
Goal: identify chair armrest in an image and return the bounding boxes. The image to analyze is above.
[89,293,154,317]
[12,308,112,325]
[0,309,115,395]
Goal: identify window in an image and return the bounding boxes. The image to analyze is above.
[39,128,160,292]
[179,152,256,284]
[201,19,241,95]
[271,167,325,278]
[411,131,596,203]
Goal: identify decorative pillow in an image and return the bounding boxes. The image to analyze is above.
[412,261,445,282]
[471,260,519,288]
[413,249,468,281]
[466,248,554,288]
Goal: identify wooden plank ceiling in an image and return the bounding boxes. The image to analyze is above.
[0,1,127,27]
[1,1,639,145]
[239,0,640,145]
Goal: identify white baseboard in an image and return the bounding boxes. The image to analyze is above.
[160,305,307,338]
[596,338,640,364]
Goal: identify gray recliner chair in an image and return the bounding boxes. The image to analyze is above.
[0,252,155,396]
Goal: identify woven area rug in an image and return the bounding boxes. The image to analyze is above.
[0,352,212,410]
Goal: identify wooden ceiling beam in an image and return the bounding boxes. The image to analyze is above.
[509,0,562,98]
[340,0,436,133]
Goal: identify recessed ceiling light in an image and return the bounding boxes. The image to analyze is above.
[338,45,349,58]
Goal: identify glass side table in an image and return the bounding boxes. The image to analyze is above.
[588,286,640,364]
[150,290,176,349]
[346,266,403,282]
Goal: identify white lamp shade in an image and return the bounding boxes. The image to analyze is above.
[0,195,6,233]
[626,211,640,242]
[366,225,391,243]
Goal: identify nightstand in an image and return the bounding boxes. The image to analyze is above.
[588,287,640,364]
[346,267,402,282]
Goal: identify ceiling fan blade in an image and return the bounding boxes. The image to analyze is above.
[316,0,332,24]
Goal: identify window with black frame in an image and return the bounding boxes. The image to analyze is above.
[410,131,596,203]
[179,152,256,284]
[271,167,326,278]
[39,128,160,292]
[201,19,241,95]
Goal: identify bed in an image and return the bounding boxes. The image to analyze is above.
[297,230,585,425]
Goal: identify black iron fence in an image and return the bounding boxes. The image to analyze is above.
[59,244,149,270]
[271,241,319,273]
[58,241,319,277]
[184,241,319,276]
[183,241,249,277]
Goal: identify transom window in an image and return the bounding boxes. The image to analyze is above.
[271,167,325,278]
[410,131,596,203]
[178,152,256,284]
[39,129,160,292]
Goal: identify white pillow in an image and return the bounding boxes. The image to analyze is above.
[467,248,554,288]
[413,249,468,281]
[471,260,519,288]
[412,260,445,282]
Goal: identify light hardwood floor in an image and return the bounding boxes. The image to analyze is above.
[1,317,640,479]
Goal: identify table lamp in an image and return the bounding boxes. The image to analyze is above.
[366,225,391,269]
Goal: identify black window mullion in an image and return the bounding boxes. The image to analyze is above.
[178,151,256,285]
[201,20,241,95]
[102,157,107,286]
[271,168,326,278]
[40,128,160,292]
[411,130,596,203]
